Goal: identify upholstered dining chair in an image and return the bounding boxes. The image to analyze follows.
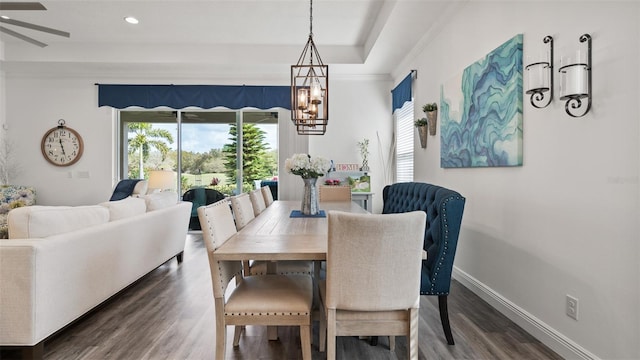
[197,200,313,360]
[319,210,426,360]
[261,185,274,207]
[229,193,255,230]
[318,185,352,202]
[382,182,466,345]
[249,188,266,216]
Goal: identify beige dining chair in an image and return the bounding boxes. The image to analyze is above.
[229,193,255,230]
[319,185,352,202]
[249,188,266,216]
[261,185,274,207]
[230,193,259,275]
[197,200,313,360]
[319,210,426,360]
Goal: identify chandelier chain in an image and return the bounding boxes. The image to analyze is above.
[309,0,314,65]
[309,0,313,37]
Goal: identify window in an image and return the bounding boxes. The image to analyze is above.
[395,100,414,183]
[119,110,278,196]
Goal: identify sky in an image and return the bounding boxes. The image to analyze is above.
[154,123,278,153]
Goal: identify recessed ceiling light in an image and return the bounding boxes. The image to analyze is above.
[124,16,139,24]
[0,15,10,20]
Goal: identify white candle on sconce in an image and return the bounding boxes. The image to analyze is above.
[526,51,549,91]
[558,34,592,117]
[569,65,588,96]
[527,64,546,91]
[560,50,589,98]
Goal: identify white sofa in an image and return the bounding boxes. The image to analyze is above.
[0,193,191,357]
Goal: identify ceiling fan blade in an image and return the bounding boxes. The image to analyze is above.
[0,26,47,47]
[0,2,46,11]
[0,17,69,37]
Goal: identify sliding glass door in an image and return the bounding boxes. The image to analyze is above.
[120,110,278,196]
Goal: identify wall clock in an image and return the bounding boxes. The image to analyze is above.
[40,119,84,166]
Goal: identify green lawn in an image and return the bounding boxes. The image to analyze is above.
[182,173,228,188]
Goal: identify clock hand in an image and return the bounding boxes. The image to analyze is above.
[59,138,66,156]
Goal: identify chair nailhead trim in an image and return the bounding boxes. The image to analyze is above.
[430,195,458,294]
[225,312,310,316]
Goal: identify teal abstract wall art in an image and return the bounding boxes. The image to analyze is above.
[440,34,523,168]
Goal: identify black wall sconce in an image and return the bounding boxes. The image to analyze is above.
[559,34,592,117]
[525,35,554,108]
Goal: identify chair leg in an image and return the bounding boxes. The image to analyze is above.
[408,307,419,360]
[327,309,337,360]
[215,327,227,359]
[319,305,327,352]
[389,336,396,351]
[438,295,455,345]
[242,260,251,275]
[232,325,242,347]
[214,298,227,360]
[300,324,312,360]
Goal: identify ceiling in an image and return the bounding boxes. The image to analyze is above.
[0,0,454,80]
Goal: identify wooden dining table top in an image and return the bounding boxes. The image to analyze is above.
[213,200,369,262]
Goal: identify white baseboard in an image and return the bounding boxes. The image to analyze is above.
[452,267,598,360]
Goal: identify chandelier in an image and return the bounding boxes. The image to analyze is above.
[290,0,329,135]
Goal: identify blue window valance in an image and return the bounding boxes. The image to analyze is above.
[97,84,291,110]
[391,73,413,113]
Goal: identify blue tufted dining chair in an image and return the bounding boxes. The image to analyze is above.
[382,182,466,345]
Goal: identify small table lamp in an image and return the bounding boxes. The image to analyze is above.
[148,170,176,192]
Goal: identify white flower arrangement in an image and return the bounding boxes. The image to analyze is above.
[285,153,331,179]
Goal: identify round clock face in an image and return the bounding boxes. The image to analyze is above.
[40,126,84,166]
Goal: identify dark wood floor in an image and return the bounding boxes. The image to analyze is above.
[2,233,562,360]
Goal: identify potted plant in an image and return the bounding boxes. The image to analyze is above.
[357,138,370,172]
[422,102,438,136]
[414,118,429,149]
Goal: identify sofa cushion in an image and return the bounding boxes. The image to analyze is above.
[142,192,178,211]
[99,196,147,221]
[8,205,109,239]
[133,180,149,196]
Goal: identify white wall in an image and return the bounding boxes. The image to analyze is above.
[396,2,639,359]
[278,108,309,201]
[7,77,114,205]
[309,76,393,213]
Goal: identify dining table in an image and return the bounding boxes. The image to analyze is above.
[213,200,369,271]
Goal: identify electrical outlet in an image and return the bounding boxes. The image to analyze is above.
[566,295,579,320]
